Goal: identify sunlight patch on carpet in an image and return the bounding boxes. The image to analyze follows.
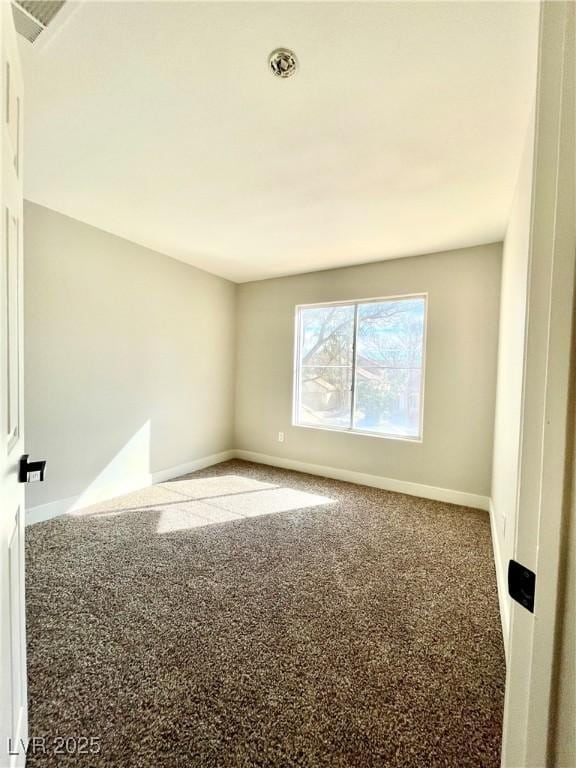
[156,486,336,533]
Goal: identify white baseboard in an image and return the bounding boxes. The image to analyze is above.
[489,499,510,661]
[25,450,235,526]
[233,449,490,511]
[150,451,235,484]
[6,704,27,768]
[26,444,490,521]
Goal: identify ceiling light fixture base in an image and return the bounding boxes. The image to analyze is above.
[269,48,298,78]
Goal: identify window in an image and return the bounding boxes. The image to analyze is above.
[293,295,426,440]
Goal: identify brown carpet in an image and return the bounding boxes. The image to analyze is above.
[25,460,505,767]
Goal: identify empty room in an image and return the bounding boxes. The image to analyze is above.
[0,1,574,767]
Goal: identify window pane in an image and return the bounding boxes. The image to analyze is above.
[356,298,425,367]
[296,304,355,428]
[354,298,425,438]
[353,367,421,437]
[298,365,353,428]
[299,305,355,367]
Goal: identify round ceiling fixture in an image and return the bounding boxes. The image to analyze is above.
[268,48,298,79]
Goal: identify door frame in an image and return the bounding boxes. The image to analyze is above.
[1,3,27,766]
[501,2,575,766]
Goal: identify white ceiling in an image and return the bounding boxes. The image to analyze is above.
[21,1,539,283]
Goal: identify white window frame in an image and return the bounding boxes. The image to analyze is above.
[292,293,428,442]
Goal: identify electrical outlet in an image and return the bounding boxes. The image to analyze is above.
[278,431,285,443]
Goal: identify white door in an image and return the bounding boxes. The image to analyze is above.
[0,3,26,767]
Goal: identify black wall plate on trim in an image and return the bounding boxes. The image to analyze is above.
[508,560,536,613]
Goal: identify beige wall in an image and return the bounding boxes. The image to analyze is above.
[235,244,501,499]
[490,113,535,640]
[24,202,236,511]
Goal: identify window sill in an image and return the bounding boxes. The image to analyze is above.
[292,422,423,443]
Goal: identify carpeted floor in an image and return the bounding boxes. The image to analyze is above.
[25,460,505,767]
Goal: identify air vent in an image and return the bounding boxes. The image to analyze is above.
[12,1,66,43]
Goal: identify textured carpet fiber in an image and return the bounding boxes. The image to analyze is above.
[26,460,505,767]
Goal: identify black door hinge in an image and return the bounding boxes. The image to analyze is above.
[508,560,536,613]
